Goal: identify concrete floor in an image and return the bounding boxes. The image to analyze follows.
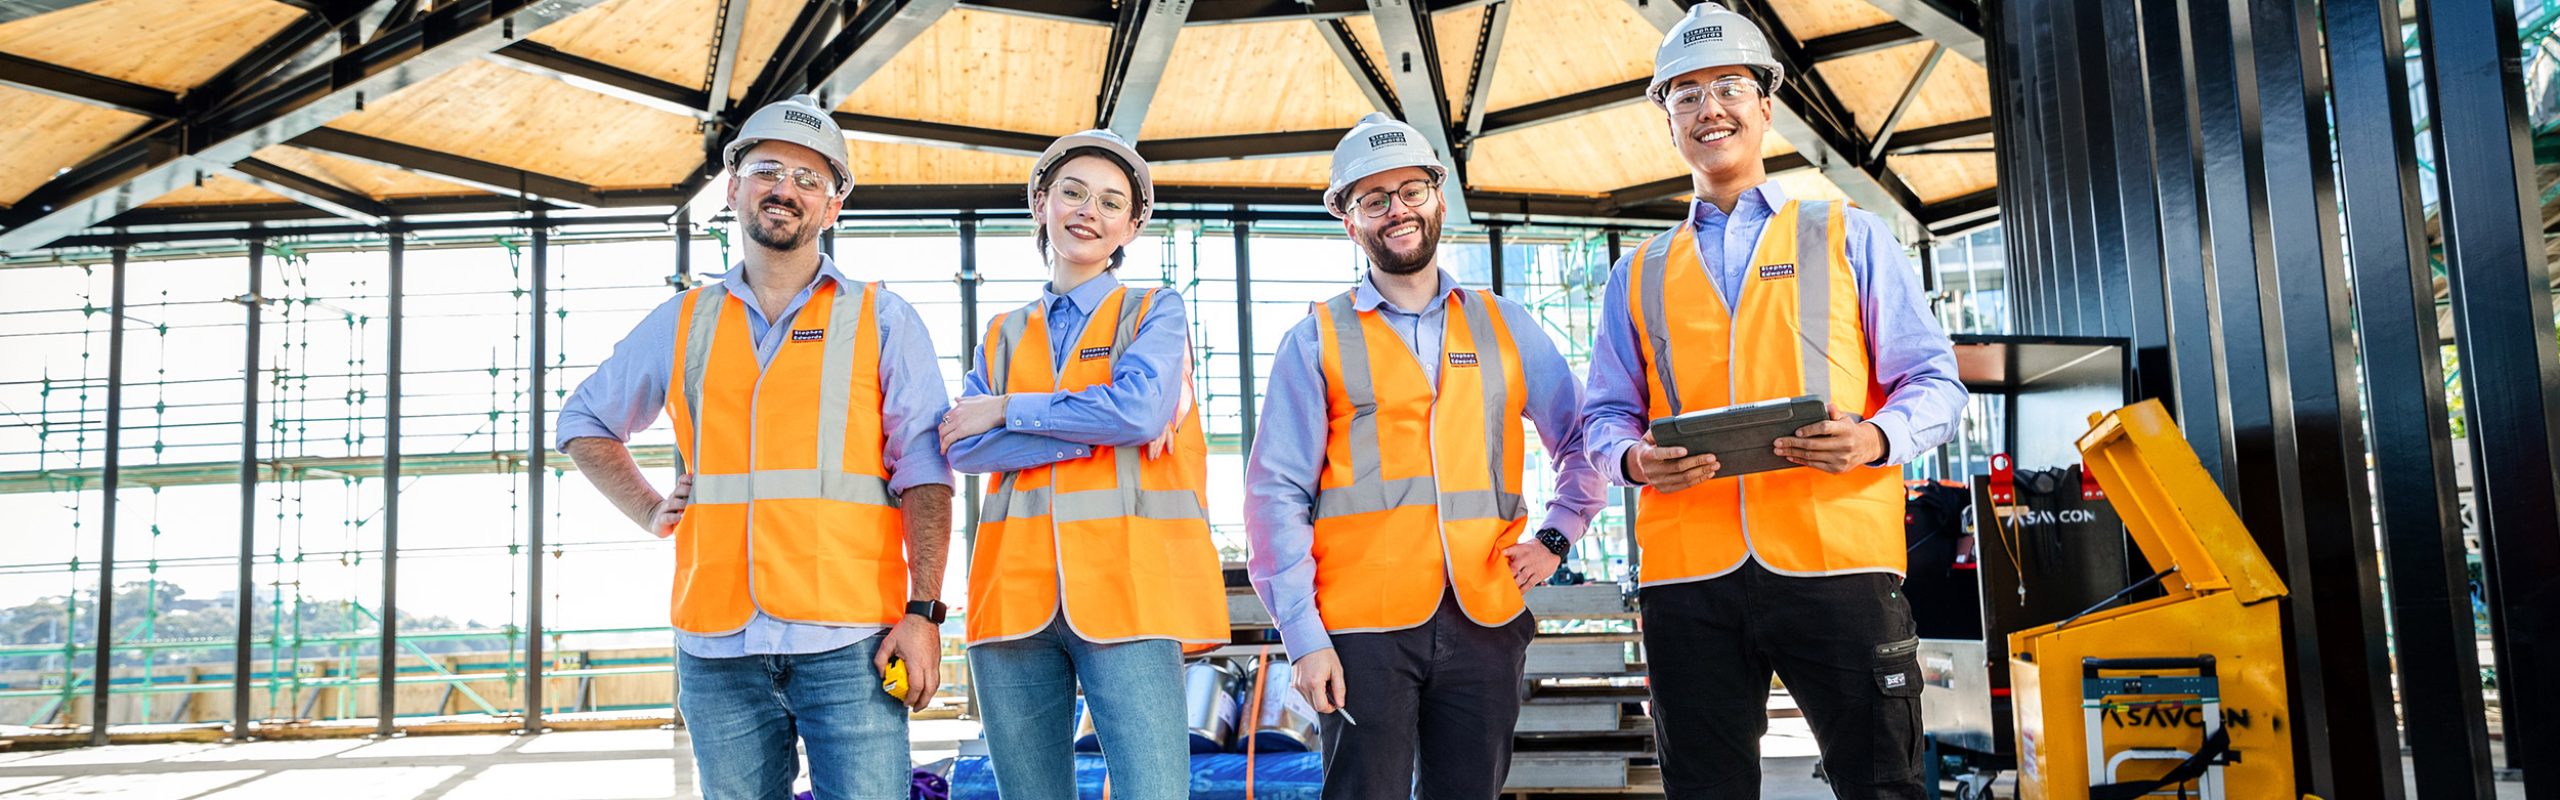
[0,721,2526,798]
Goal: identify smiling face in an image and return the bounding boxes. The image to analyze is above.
[1339,166,1445,276]
[725,141,842,253]
[1033,152,1143,269]
[1660,65,1773,190]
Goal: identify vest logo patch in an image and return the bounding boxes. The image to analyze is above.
[1448,352,1480,367]
[1758,263,1798,280]
[1885,672,1908,689]
[1078,346,1113,361]
[789,328,825,342]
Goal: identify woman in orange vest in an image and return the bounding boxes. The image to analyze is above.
[938,130,1229,800]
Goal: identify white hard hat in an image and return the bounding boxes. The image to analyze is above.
[1028,129,1154,225]
[1647,2,1785,106]
[723,94,854,196]
[1323,113,1449,218]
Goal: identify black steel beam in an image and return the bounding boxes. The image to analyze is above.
[89,246,125,746]
[1368,0,1469,220]
[1137,129,1347,163]
[2246,0,2405,791]
[228,157,393,224]
[2092,0,2175,426]
[700,0,751,119]
[1867,44,1947,160]
[1475,79,1646,139]
[1860,0,1985,63]
[291,128,605,206]
[0,0,98,23]
[1234,219,1257,452]
[1317,17,1401,118]
[1606,152,1812,209]
[1917,187,1997,232]
[1095,0,1193,136]
[1804,22,1926,63]
[378,226,402,738]
[809,0,955,108]
[487,41,711,119]
[185,0,379,115]
[0,52,180,118]
[2184,0,2260,505]
[1458,0,1508,140]
[233,241,262,742]
[2417,0,2560,788]
[2135,0,2229,484]
[834,113,1053,156]
[962,0,1487,24]
[2327,0,2497,794]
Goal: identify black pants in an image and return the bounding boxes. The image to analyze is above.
[1641,560,1925,799]
[1317,591,1537,799]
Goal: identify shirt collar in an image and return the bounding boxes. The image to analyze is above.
[1685,180,1789,228]
[1353,267,1462,314]
[1044,271,1122,316]
[714,253,852,296]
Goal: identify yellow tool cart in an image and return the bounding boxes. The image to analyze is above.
[2007,399,2297,800]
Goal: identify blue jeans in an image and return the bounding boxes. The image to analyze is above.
[969,619,1189,799]
[678,635,911,800]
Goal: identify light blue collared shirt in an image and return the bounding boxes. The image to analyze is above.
[1244,268,1608,661]
[1581,180,1967,486]
[945,272,1193,473]
[555,255,954,658]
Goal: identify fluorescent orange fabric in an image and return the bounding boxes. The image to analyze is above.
[664,280,908,635]
[1625,200,1904,585]
[967,287,1229,648]
[1308,288,1531,632]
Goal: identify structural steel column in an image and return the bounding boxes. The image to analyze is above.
[1234,219,1257,453]
[234,239,263,741]
[2136,0,2232,487]
[378,225,404,737]
[89,245,127,747]
[2327,0,2497,794]
[522,218,549,735]
[2416,0,2560,789]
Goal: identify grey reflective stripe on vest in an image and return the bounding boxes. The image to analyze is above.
[1312,291,1525,523]
[693,469,896,505]
[980,287,1208,525]
[1793,201,1834,399]
[1636,200,1839,411]
[986,307,1033,395]
[681,282,897,509]
[679,284,730,473]
[1637,230,1683,414]
[815,282,872,477]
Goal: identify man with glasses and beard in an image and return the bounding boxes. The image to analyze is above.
[1244,113,1606,798]
[558,95,956,798]
[1579,4,1965,797]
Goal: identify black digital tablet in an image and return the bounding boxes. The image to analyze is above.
[1645,395,1830,478]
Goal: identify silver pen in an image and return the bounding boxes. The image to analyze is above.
[1337,707,1359,726]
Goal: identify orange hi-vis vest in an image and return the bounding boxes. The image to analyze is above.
[967,286,1229,648]
[1309,288,1532,632]
[664,279,909,635]
[1627,199,1905,586]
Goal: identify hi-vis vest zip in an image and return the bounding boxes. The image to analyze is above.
[1310,288,1531,632]
[967,287,1229,648]
[1627,199,1905,585]
[665,280,907,635]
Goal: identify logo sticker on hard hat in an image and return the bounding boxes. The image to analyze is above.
[1682,25,1723,45]
[1369,131,1408,148]
[782,109,825,131]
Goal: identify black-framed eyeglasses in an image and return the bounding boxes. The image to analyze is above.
[1044,178,1135,219]
[1351,178,1441,219]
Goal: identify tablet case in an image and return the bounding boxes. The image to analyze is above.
[1645,395,1830,479]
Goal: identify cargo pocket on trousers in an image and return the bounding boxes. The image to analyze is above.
[1870,636,1925,785]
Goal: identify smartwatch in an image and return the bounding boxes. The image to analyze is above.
[905,600,948,625]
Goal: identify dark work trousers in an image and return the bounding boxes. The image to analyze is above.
[1641,559,1925,799]
[1316,589,1537,799]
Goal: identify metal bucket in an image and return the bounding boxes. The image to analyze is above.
[1183,661,1242,754]
[1232,659,1320,753]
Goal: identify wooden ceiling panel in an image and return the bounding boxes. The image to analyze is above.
[1766,0,1895,41]
[1816,42,1990,138]
[0,0,303,93]
[248,145,488,199]
[528,0,721,91]
[0,87,151,209]
[846,138,1037,186]
[1139,20,1374,140]
[1467,102,1685,195]
[142,175,290,207]
[1888,151,1995,203]
[840,9,1109,137]
[1151,155,1330,188]
[1478,0,1655,113]
[327,61,704,190]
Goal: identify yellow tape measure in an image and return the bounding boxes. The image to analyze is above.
[881,655,908,698]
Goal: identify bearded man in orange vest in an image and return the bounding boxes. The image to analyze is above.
[1244,113,1609,798]
[1578,5,1970,798]
[558,96,955,799]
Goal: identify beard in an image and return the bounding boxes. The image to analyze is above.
[1355,206,1444,275]
[745,196,818,251]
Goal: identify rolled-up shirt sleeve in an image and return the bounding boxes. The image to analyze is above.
[945,320,1100,475]
[874,291,955,495]
[556,295,682,448]
[999,290,1190,447]
[1244,317,1335,662]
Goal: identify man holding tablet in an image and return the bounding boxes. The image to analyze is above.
[1577,4,1966,797]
